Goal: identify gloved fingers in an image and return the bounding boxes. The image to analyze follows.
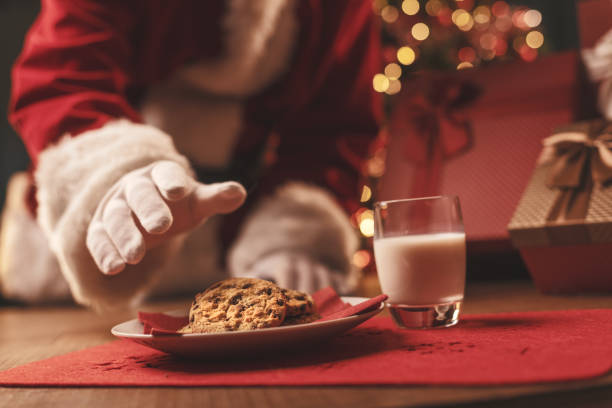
[86,221,125,275]
[191,181,246,219]
[125,176,173,234]
[151,161,193,201]
[102,198,146,265]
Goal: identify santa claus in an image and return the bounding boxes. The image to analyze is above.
[0,0,383,309]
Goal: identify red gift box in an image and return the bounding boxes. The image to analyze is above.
[380,51,585,277]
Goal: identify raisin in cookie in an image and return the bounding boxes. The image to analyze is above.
[281,288,316,317]
[181,278,288,333]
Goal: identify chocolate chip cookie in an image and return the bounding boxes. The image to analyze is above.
[281,288,316,317]
[181,278,288,333]
[281,313,321,326]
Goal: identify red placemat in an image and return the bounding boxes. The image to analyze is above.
[2,309,612,386]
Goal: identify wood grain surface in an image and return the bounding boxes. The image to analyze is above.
[2,278,612,408]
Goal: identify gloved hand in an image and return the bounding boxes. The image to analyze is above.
[239,251,352,294]
[86,160,246,275]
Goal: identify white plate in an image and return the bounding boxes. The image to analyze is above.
[111,297,384,359]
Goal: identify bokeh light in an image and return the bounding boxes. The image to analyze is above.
[473,5,491,24]
[452,9,470,26]
[519,45,538,61]
[491,1,510,17]
[360,185,372,202]
[381,5,400,23]
[372,74,389,93]
[358,210,375,237]
[457,61,474,70]
[397,46,416,65]
[512,9,529,30]
[523,9,542,28]
[401,0,420,16]
[458,47,476,62]
[384,62,402,79]
[425,0,443,16]
[352,250,372,269]
[367,156,386,177]
[386,78,402,95]
[412,23,430,41]
[480,33,497,50]
[525,31,544,49]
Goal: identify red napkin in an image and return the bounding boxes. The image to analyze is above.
[139,288,387,335]
[2,309,612,386]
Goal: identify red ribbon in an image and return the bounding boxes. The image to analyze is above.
[394,77,480,197]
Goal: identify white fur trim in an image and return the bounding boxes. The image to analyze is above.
[178,0,298,97]
[141,82,243,168]
[227,183,360,293]
[1,172,71,302]
[35,120,191,309]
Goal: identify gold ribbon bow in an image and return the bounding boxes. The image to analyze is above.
[540,121,612,222]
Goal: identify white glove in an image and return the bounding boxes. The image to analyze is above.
[86,160,246,275]
[239,251,351,294]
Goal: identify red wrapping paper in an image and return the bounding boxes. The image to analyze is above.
[2,309,612,386]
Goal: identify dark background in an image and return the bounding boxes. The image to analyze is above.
[0,0,581,208]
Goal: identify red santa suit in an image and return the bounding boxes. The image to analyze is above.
[1,0,382,309]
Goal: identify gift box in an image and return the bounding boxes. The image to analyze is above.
[508,120,612,293]
[380,51,586,278]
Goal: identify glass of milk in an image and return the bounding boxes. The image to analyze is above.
[373,196,466,329]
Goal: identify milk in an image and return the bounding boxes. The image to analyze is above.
[374,232,466,305]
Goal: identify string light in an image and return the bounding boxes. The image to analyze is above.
[384,62,402,79]
[412,23,430,41]
[397,46,416,65]
[525,30,544,49]
[401,0,420,16]
[372,74,389,93]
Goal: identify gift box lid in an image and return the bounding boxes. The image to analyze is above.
[508,120,612,247]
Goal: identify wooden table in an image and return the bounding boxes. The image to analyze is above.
[2,279,612,408]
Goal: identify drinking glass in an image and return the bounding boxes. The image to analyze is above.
[373,196,466,329]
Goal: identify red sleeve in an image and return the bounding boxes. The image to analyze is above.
[8,0,142,164]
[257,0,383,214]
